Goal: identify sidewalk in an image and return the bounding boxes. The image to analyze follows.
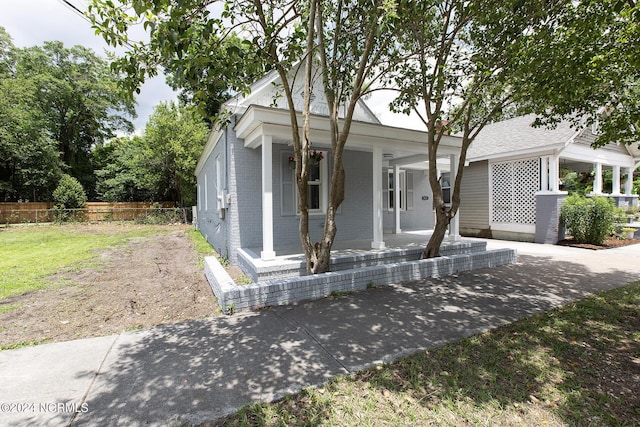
[1,240,639,426]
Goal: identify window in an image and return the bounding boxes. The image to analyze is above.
[281,150,328,215]
[204,173,208,211]
[385,169,414,211]
[440,172,451,204]
[388,170,406,211]
[215,155,223,209]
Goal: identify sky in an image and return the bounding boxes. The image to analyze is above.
[0,0,178,133]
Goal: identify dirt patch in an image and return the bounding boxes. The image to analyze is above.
[0,225,221,348]
[557,237,640,250]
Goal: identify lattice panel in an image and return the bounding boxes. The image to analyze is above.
[491,162,513,223]
[491,158,540,225]
[513,159,539,224]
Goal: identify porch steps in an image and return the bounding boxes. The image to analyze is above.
[237,240,489,283]
[205,244,517,313]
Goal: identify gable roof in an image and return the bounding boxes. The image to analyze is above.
[222,65,381,124]
[467,114,578,161]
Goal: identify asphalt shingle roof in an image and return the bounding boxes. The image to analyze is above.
[467,114,578,160]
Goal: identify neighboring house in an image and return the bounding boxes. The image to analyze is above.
[194,67,464,264]
[459,114,639,244]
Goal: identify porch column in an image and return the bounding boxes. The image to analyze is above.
[393,164,401,234]
[448,153,461,241]
[372,147,386,249]
[540,156,549,192]
[611,165,621,195]
[592,162,603,195]
[261,135,276,260]
[549,155,560,192]
[624,168,633,195]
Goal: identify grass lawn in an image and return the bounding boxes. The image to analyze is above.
[0,223,174,300]
[217,281,640,426]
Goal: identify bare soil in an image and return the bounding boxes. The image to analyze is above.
[557,237,640,250]
[0,225,221,348]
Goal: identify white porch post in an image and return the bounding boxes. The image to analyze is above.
[372,147,386,249]
[612,165,621,195]
[393,164,401,234]
[624,168,633,195]
[593,162,603,195]
[549,155,560,192]
[540,156,549,192]
[261,135,276,260]
[448,153,461,241]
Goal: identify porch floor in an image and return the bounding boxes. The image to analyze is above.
[245,229,438,262]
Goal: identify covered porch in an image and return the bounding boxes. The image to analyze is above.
[234,104,464,261]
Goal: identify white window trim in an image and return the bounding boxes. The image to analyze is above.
[215,154,223,210]
[440,172,451,205]
[297,150,328,215]
[387,169,407,212]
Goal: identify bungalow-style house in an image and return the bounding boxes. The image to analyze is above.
[194,67,464,264]
[458,114,639,244]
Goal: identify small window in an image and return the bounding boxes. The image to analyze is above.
[281,150,328,215]
[388,170,406,211]
[440,173,451,204]
[304,152,327,214]
[215,155,223,209]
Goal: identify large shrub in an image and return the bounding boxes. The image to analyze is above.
[560,194,615,245]
[53,174,87,221]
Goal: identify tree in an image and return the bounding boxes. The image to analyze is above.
[390,0,567,258]
[94,136,156,202]
[14,41,136,197]
[95,103,208,206]
[142,101,208,206]
[88,0,399,273]
[523,1,640,148]
[0,28,63,202]
[53,174,88,221]
[87,2,267,124]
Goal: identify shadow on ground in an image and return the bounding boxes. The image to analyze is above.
[67,254,638,426]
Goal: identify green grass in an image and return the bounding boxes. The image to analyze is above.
[185,228,217,268]
[214,281,640,426]
[0,223,171,300]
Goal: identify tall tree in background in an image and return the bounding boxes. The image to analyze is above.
[1,27,136,201]
[0,28,62,202]
[16,41,136,197]
[94,136,155,202]
[523,0,640,148]
[143,101,208,207]
[390,0,567,258]
[95,102,208,206]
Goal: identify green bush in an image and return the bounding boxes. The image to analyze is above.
[52,174,87,222]
[560,194,615,245]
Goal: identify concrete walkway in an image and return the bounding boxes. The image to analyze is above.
[1,240,639,426]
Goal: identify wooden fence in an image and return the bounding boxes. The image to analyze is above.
[0,202,178,224]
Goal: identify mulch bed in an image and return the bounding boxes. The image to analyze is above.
[557,237,640,250]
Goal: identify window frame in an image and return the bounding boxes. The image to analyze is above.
[387,169,406,212]
[298,150,328,215]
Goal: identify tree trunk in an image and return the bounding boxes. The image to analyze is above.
[422,204,451,258]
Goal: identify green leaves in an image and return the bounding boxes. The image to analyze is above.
[95,102,207,206]
[560,195,616,245]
